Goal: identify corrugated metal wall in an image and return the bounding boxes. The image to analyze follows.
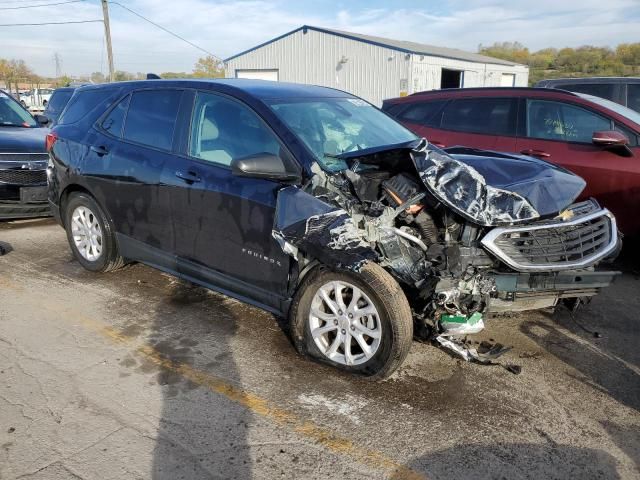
[410,57,529,92]
[225,29,529,106]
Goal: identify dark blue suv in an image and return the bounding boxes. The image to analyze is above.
[47,79,620,378]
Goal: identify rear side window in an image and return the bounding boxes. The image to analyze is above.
[58,89,115,125]
[122,90,182,151]
[396,100,447,127]
[101,95,130,138]
[440,98,516,136]
[555,83,616,102]
[526,99,611,143]
[627,84,640,113]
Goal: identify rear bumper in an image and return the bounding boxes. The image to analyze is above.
[488,269,620,312]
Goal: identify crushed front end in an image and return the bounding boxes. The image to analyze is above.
[274,139,621,354]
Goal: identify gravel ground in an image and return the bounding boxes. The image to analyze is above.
[0,218,638,480]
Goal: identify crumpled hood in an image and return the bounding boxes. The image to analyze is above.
[411,141,586,226]
[444,146,586,218]
[0,126,49,153]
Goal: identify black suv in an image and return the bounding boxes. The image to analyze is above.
[536,77,640,113]
[48,80,620,378]
[0,90,51,219]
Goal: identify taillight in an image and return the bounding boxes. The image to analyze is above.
[45,132,58,152]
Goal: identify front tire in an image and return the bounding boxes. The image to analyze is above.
[64,193,124,272]
[290,263,413,379]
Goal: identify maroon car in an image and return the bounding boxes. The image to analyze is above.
[383,88,640,235]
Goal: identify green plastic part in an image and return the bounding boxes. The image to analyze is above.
[440,312,483,325]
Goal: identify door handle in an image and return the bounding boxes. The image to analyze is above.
[175,170,201,183]
[520,149,551,158]
[90,145,109,156]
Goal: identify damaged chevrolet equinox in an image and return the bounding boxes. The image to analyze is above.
[48,80,621,378]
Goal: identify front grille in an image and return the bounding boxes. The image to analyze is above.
[481,203,618,271]
[0,153,48,162]
[0,169,47,185]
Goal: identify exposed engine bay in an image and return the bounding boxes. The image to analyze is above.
[274,139,620,351]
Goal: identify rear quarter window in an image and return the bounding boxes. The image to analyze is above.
[58,88,118,125]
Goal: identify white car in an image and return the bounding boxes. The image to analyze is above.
[20,88,54,109]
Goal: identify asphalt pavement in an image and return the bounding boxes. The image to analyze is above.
[0,218,638,479]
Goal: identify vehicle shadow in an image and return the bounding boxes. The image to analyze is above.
[145,279,253,479]
[389,442,622,479]
[520,286,640,412]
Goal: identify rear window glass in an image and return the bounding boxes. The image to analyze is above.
[122,89,182,151]
[46,90,73,115]
[58,89,116,125]
[441,98,516,136]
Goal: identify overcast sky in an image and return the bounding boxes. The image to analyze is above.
[1,0,638,77]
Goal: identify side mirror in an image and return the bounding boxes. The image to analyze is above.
[34,114,49,126]
[230,153,299,182]
[592,130,629,147]
[592,130,633,157]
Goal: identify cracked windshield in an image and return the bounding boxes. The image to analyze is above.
[269,97,417,171]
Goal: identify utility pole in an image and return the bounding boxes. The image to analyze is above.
[53,52,62,79]
[101,0,115,82]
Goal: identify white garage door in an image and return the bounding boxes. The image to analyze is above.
[235,69,279,81]
[500,73,516,87]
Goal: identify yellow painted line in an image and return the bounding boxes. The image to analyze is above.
[0,273,427,480]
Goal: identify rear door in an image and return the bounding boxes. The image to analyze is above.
[90,88,183,254]
[397,97,518,151]
[515,97,640,232]
[167,90,294,303]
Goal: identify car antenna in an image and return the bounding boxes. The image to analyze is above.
[146,73,161,80]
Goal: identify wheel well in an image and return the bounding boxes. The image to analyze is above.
[59,185,91,227]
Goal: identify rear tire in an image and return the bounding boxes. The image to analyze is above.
[64,193,124,272]
[289,262,413,379]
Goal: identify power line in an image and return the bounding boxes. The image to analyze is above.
[0,0,85,10]
[0,19,102,26]
[0,0,60,4]
[109,1,221,61]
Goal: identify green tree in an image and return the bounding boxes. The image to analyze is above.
[90,72,106,84]
[192,55,224,78]
[55,74,72,87]
[0,58,37,93]
[113,70,136,82]
[479,41,530,64]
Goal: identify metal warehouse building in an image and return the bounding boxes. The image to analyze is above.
[224,25,529,106]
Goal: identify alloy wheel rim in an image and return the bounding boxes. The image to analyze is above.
[308,280,382,366]
[71,206,103,262]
